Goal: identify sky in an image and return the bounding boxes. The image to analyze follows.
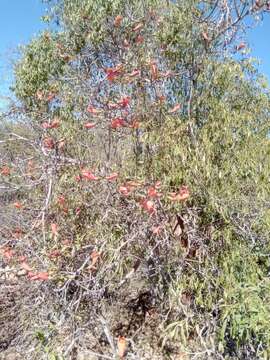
[0,1,270,109]
[0,0,46,108]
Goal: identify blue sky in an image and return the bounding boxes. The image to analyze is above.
[0,0,46,108]
[0,1,269,109]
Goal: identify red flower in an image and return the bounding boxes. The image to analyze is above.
[87,105,102,115]
[147,186,161,198]
[43,118,60,129]
[48,250,61,259]
[111,118,126,129]
[1,247,15,261]
[119,186,131,196]
[118,96,130,108]
[81,169,99,180]
[58,195,66,205]
[51,223,58,236]
[14,202,23,209]
[168,185,190,202]
[108,102,120,110]
[1,166,11,176]
[29,272,49,281]
[128,69,141,78]
[136,35,144,44]
[114,15,123,27]
[43,137,55,149]
[84,122,96,129]
[150,60,158,80]
[168,104,181,114]
[129,120,140,129]
[140,198,156,215]
[21,262,33,272]
[151,225,163,235]
[105,65,123,82]
[133,23,144,32]
[106,173,118,181]
[46,93,55,102]
[236,42,245,51]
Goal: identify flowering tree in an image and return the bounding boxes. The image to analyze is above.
[1,1,270,359]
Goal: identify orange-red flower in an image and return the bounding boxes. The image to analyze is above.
[51,223,58,236]
[168,104,181,114]
[111,118,127,129]
[1,247,15,261]
[136,35,144,44]
[106,173,118,181]
[150,60,158,80]
[14,202,23,209]
[87,105,102,115]
[236,42,245,51]
[118,96,130,108]
[114,15,123,27]
[42,118,60,129]
[1,166,11,176]
[48,250,61,259]
[140,198,156,214]
[117,336,127,358]
[147,186,161,198]
[168,185,190,202]
[21,262,33,272]
[84,122,96,129]
[129,120,140,129]
[133,23,144,32]
[128,69,141,78]
[119,186,131,196]
[43,137,55,149]
[105,65,123,82]
[58,195,66,205]
[81,169,99,180]
[29,272,49,281]
[151,225,163,235]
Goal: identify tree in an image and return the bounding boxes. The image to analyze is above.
[1,1,270,359]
